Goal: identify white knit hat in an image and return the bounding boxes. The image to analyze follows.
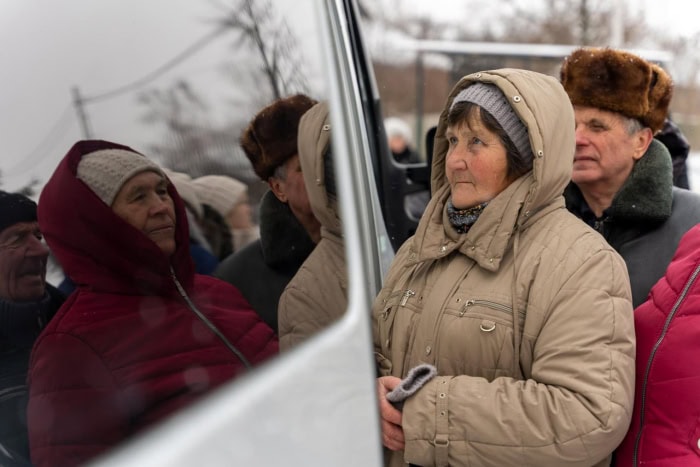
[162,169,204,219]
[77,149,165,206]
[384,117,412,141]
[191,175,247,218]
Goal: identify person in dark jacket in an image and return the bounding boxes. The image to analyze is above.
[215,94,319,333]
[560,47,700,308]
[656,116,691,189]
[615,223,700,465]
[162,169,219,274]
[384,117,421,164]
[192,175,259,258]
[28,140,278,467]
[0,191,64,467]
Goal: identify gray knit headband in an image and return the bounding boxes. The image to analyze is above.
[450,82,533,165]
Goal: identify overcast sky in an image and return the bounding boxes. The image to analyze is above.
[1,0,698,194]
[403,0,699,37]
[0,1,228,192]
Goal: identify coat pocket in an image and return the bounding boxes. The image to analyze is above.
[442,298,521,379]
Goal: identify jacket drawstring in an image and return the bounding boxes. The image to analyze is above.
[170,266,252,369]
[511,231,523,380]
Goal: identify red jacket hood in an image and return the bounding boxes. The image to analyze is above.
[38,140,194,295]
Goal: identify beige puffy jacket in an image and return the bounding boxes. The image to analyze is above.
[278,102,347,351]
[373,69,635,466]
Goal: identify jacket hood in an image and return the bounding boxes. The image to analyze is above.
[297,101,342,238]
[420,69,575,269]
[38,140,194,295]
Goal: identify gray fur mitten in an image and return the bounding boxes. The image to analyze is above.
[386,364,437,410]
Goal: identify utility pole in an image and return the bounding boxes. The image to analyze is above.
[414,50,424,157]
[71,86,92,139]
[579,0,590,45]
[413,17,432,159]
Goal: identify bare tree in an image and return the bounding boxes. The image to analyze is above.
[138,79,255,181]
[476,0,644,45]
[137,0,310,185]
[368,0,458,41]
[212,0,309,100]
[655,32,700,88]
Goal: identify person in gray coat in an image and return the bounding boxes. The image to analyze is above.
[561,47,700,308]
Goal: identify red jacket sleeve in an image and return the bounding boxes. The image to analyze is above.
[28,332,126,467]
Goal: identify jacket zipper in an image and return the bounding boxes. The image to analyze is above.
[593,219,604,233]
[170,267,251,370]
[458,299,522,318]
[632,263,700,464]
[400,289,416,306]
[380,289,416,320]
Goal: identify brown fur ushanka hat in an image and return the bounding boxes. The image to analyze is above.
[560,47,673,133]
[240,94,318,180]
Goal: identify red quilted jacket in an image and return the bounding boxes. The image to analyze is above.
[29,140,278,467]
[615,224,700,466]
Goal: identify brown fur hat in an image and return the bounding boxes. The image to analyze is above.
[240,94,318,180]
[560,47,673,133]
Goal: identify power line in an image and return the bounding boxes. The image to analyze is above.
[83,24,230,104]
[4,104,75,177]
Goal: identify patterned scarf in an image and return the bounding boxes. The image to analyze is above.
[447,198,489,234]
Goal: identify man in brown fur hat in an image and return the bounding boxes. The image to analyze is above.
[560,47,700,308]
[215,94,319,333]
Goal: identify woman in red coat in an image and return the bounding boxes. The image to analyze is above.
[28,140,278,467]
[616,224,700,465]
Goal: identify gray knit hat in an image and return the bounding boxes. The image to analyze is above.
[77,149,165,206]
[450,82,533,165]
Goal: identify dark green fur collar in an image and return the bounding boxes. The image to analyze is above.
[610,139,673,221]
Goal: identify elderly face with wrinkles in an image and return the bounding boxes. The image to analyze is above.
[0,221,49,302]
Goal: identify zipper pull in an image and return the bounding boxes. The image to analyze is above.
[400,289,415,306]
[459,299,475,317]
[593,217,606,233]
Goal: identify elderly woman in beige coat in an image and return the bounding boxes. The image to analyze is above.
[277,101,347,350]
[373,69,636,466]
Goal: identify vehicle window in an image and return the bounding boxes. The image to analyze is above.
[2,1,384,465]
